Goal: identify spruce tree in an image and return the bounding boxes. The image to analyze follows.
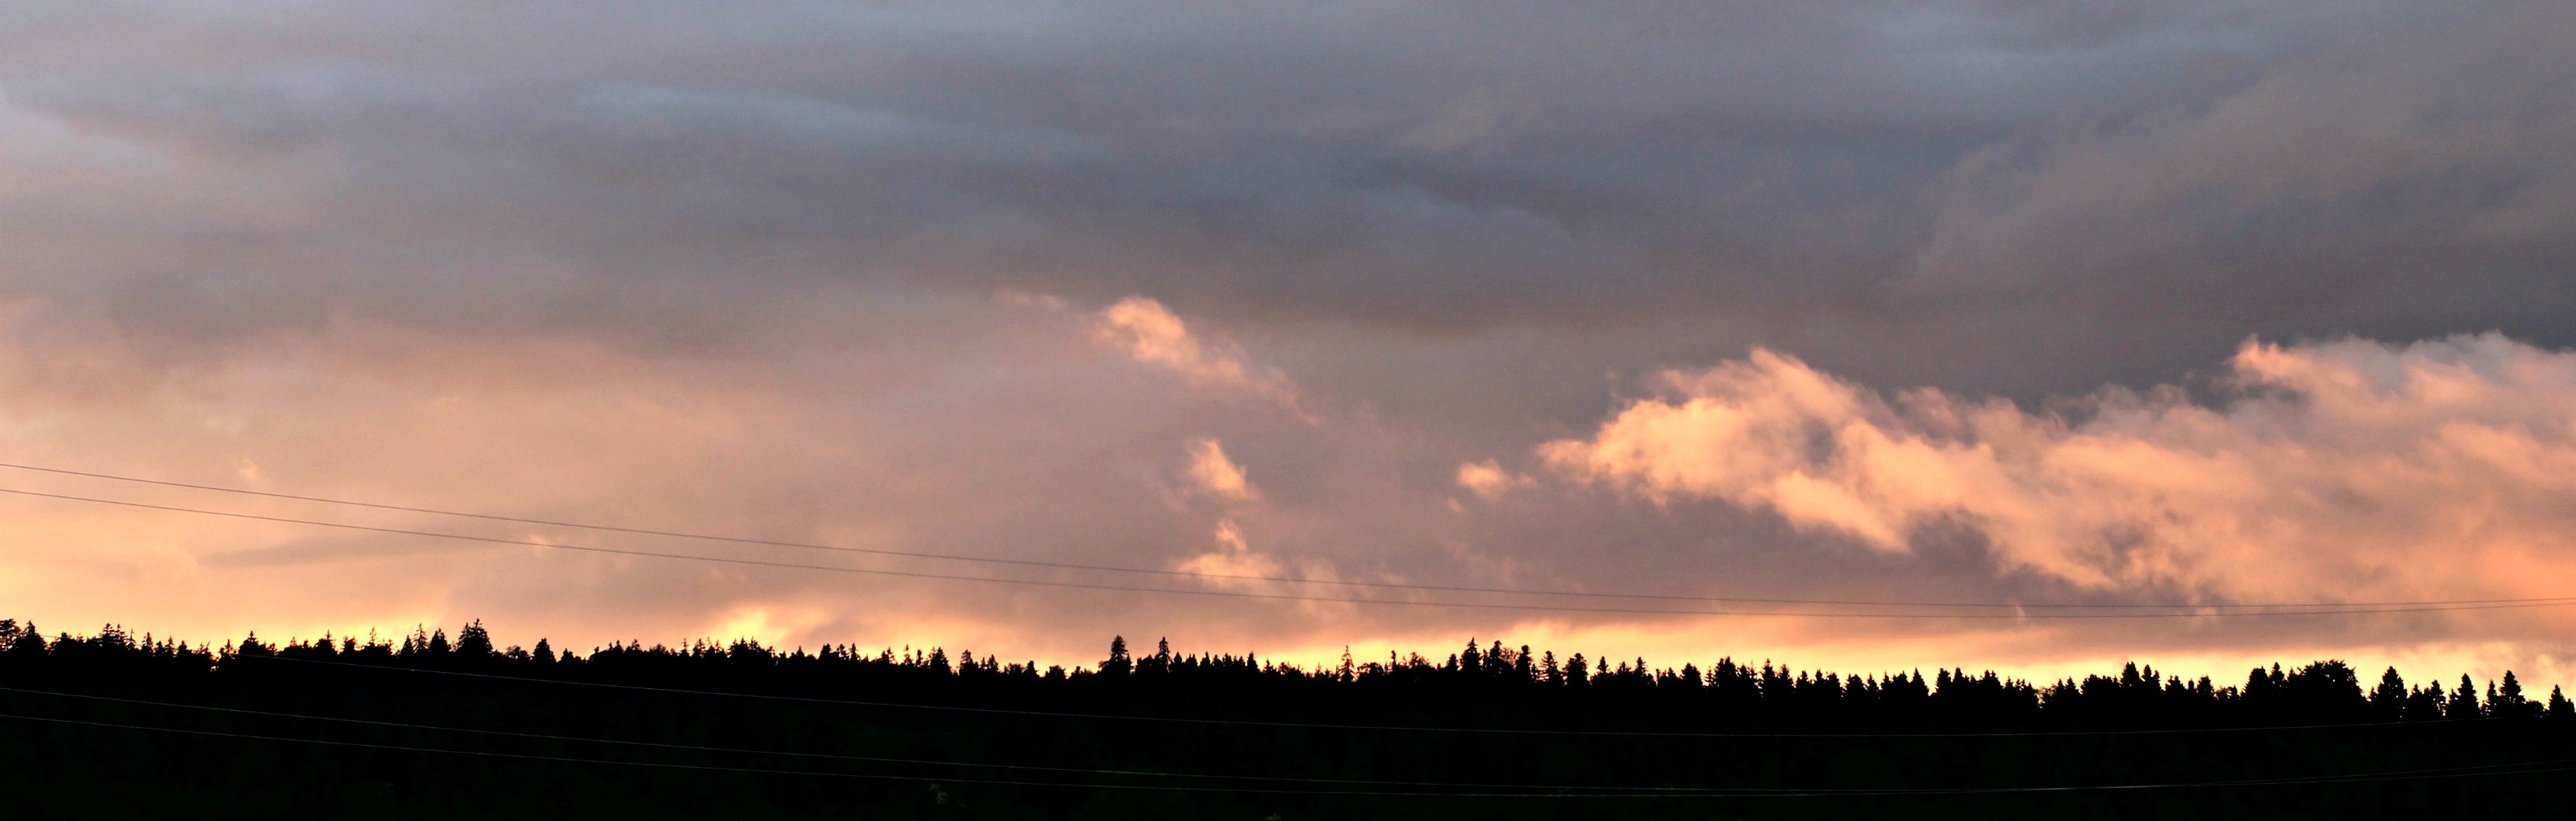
[456,620,495,660]
[1101,636,1131,677]
[2497,671,2530,716]
[2447,674,2481,719]
[2370,667,2407,719]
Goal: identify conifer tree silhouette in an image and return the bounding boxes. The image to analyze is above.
[2448,674,2483,719]
[9,615,2576,821]
[2371,667,2408,719]
[1100,636,1131,677]
[2498,670,2533,716]
[456,620,495,663]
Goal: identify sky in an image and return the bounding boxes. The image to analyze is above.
[3,0,2575,689]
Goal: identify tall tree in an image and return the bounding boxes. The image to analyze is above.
[2370,667,2408,719]
[1100,636,1131,677]
[456,620,495,660]
[2447,674,2483,719]
[2497,671,2533,716]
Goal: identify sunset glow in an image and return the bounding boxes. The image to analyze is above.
[3,1,2574,698]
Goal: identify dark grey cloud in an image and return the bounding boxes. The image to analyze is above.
[9,1,2543,372]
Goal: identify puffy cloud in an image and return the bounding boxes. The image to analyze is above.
[1170,518,1355,622]
[1454,459,1529,501]
[1175,518,1281,583]
[1094,297,1300,408]
[1184,437,1260,502]
[1543,334,2576,602]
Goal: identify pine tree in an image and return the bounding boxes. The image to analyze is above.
[2405,684,2446,721]
[2497,671,2531,716]
[2548,686,2572,719]
[2447,674,2481,719]
[1101,636,1131,677]
[2370,667,2407,719]
[456,620,495,660]
[2243,667,2277,704]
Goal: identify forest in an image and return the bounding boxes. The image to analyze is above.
[3,618,2571,819]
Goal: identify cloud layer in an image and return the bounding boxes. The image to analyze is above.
[1,2,2573,688]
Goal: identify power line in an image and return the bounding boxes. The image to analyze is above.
[0,685,1692,793]
[3,460,2563,612]
[0,711,1616,798]
[9,484,2571,620]
[228,654,2533,739]
[9,486,2565,620]
[5,709,2570,798]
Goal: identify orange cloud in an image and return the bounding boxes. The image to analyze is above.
[1542,334,2576,604]
[1184,438,1260,501]
[1175,518,1279,581]
[1092,296,1300,409]
[1454,459,1529,501]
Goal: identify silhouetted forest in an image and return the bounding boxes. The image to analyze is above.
[3,618,2571,819]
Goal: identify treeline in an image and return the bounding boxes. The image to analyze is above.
[5,618,2569,729]
[8,618,2576,819]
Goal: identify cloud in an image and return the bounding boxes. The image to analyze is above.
[1185,437,1260,501]
[1171,518,1355,622]
[1455,459,1529,501]
[1917,7,2576,272]
[1,0,2574,691]
[1094,297,1300,407]
[0,1,2567,408]
[1175,518,1281,584]
[1543,334,2576,602]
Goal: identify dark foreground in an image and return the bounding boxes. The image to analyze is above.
[2,621,2570,819]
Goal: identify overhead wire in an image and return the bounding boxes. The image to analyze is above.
[0,711,1609,798]
[4,460,2568,613]
[9,485,2575,619]
[4,708,2570,798]
[227,654,2537,739]
[9,483,2574,620]
[0,684,1699,793]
